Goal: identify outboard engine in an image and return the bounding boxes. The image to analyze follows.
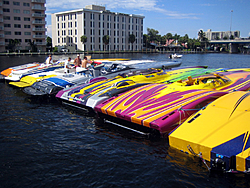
[211,157,226,173]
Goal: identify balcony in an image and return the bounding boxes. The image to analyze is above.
[0,26,3,30]
[0,10,3,14]
[32,6,46,11]
[0,41,5,45]
[0,34,4,38]
[32,20,46,25]
[32,28,46,32]
[0,18,3,22]
[33,35,46,39]
[32,13,46,18]
[31,0,46,3]
[34,42,46,46]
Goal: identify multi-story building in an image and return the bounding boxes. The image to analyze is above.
[0,0,46,52]
[205,29,240,40]
[51,5,144,52]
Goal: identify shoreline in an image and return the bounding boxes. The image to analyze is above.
[0,50,224,56]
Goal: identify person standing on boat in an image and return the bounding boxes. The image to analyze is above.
[64,57,72,73]
[73,54,82,67]
[46,55,53,65]
[81,56,91,68]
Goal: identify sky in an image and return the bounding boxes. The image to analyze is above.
[45,0,250,39]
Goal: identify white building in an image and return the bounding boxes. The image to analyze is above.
[51,5,144,52]
[0,0,47,52]
[205,29,240,40]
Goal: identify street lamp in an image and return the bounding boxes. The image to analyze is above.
[230,10,233,38]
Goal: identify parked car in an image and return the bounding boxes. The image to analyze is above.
[61,48,69,52]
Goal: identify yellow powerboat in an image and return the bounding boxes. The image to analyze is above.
[169,91,250,173]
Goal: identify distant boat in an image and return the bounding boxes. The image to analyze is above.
[169,54,183,59]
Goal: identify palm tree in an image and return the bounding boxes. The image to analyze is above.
[102,35,109,51]
[198,30,205,42]
[28,40,37,52]
[128,33,135,50]
[80,35,87,51]
[143,34,150,49]
[7,39,20,52]
[46,36,52,52]
[198,30,208,49]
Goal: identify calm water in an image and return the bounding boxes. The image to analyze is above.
[1,53,250,188]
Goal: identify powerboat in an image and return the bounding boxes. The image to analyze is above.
[56,66,220,110]
[169,91,250,173]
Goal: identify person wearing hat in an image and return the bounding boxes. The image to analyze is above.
[73,54,82,67]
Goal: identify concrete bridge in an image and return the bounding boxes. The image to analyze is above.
[209,39,250,53]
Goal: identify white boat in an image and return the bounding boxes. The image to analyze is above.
[4,60,66,82]
[169,54,183,59]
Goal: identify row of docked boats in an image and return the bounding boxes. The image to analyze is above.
[2,56,250,174]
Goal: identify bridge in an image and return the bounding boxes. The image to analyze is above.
[209,39,250,53]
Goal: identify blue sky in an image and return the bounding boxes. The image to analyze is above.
[45,0,250,39]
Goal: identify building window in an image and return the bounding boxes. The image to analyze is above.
[3,8,10,12]
[24,25,30,28]
[58,38,60,43]
[75,30,77,35]
[24,17,30,21]
[15,32,21,35]
[14,17,21,21]
[4,24,11,27]
[24,32,31,35]
[14,24,21,28]
[3,16,10,20]
[75,22,77,27]
[3,1,9,4]
[25,39,31,43]
[23,2,30,6]
[57,23,59,29]
[13,1,20,5]
[58,31,59,36]
[75,37,77,42]
[5,31,11,35]
[13,9,20,13]
[23,10,30,14]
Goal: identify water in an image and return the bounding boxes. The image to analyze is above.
[1,53,250,188]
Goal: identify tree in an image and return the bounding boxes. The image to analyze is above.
[80,35,87,51]
[28,40,37,52]
[80,35,87,44]
[147,28,159,42]
[230,35,235,40]
[7,39,20,52]
[198,29,206,42]
[102,35,109,51]
[143,34,150,48]
[129,33,135,50]
[46,36,52,51]
[165,33,173,40]
[198,30,208,49]
[173,33,180,43]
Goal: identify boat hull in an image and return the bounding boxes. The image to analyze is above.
[169,91,250,172]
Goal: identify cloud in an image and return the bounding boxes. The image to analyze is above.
[46,0,199,19]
